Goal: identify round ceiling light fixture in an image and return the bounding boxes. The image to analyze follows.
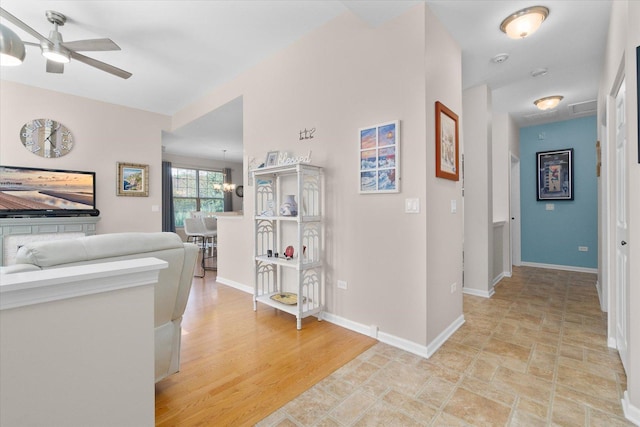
[500,6,549,39]
[534,95,563,110]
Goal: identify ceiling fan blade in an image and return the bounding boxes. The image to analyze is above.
[70,50,132,79]
[62,38,121,52]
[46,60,64,73]
[0,7,50,45]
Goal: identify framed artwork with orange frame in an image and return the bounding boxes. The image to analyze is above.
[435,101,459,181]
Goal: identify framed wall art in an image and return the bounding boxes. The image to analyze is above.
[358,120,400,193]
[117,162,149,197]
[435,101,459,181]
[536,149,573,201]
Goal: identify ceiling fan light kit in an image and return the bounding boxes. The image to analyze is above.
[500,6,549,39]
[0,7,132,78]
[0,23,25,65]
[534,95,563,110]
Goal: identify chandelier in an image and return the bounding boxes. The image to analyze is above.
[213,150,236,193]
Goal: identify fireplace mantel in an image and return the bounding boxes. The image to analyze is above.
[0,216,100,266]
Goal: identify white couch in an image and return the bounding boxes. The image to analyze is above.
[2,232,198,383]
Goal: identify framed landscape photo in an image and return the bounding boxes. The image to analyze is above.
[117,162,149,197]
[435,101,459,181]
[536,149,573,201]
[358,120,400,194]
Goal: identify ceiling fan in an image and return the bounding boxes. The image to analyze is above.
[0,7,132,79]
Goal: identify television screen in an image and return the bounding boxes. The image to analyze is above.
[0,165,98,217]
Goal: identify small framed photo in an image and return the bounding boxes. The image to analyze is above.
[117,162,149,197]
[265,151,279,167]
[358,120,400,193]
[435,101,459,181]
[536,149,573,201]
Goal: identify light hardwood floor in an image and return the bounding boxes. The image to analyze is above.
[155,274,377,426]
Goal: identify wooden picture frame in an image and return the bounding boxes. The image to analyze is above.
[435,101,459,181]
[116,162,149,197]
[358,120,400,193]
[536,149,574,201]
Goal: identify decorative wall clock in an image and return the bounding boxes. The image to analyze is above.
[20,118,74,158]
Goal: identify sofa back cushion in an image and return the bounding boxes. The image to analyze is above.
[15,232,198,328]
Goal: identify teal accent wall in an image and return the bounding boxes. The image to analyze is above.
[520,116,597,269]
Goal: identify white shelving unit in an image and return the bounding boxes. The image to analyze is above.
[251,163,324,329]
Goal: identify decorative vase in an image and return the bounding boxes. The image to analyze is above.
[279,195,298,216]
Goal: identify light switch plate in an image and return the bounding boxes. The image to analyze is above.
[451,199,457,213]
[546,203,555,211]
[405,198,419,213]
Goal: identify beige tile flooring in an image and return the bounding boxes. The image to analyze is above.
[256,267,633,426]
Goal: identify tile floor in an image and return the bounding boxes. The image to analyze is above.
[256,266,633,426]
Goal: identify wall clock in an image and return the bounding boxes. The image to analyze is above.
[20,118,74,158]
[235,185,244,198]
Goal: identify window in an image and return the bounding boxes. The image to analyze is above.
[172,167,225,227]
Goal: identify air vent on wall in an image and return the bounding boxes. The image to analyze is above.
[568,100,597,116]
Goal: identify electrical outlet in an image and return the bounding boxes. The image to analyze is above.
[451,282,457,293]
[337,280,347,290]
[578,246,589,252]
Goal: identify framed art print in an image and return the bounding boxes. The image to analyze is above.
[359,120,400,193]
[117,162,149,197]
[435,101,459,181]
[536,149,573,201]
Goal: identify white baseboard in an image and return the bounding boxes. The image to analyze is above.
[462,287,495,298]
[520,261,597,274]
[622,391,640,426]
[425,314,465,357]
[608,336,617,349]
[321,312,373,338]
[218,280,467,362]
[492,272,505,287]
[322,312,465,359]
[215,276,253,294]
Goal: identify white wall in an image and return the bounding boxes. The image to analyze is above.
[173,4,463,350]
[597,0,640,420]
[462,84,493,297]
[0,81,170,234]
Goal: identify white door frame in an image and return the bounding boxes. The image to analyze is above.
[509,153,521,268]
[613,77,629,372]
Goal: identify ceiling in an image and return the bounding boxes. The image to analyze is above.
[1,1,611,161]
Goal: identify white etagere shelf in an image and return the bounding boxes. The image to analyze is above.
[251,163,324,329]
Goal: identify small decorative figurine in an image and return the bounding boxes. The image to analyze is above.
[285,246,294,260]
[279,195,298,216]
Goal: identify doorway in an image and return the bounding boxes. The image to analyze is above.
[510,153,521,268]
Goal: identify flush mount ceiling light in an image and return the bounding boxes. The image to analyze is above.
[500,6,549,39]
[534,95,563,110]
[0,23,25,66]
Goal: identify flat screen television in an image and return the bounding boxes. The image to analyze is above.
[0,165,99,217]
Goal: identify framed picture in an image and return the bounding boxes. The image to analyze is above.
[536,149,573,201]
[358,120,400,193]
[435,101,459,181]
[117,162,149,197]
[265,151,279,167]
